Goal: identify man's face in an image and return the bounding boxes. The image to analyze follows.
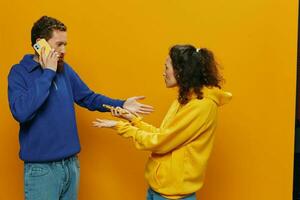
[47,30,67,61]
[40,30,67,72]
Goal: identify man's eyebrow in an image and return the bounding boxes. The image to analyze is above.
[56,41,67,45]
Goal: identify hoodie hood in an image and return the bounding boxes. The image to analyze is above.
[202,87,232,106]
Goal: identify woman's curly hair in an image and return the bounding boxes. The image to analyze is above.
[169,44,223,105]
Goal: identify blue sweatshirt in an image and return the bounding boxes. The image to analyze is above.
[8,55,124,162]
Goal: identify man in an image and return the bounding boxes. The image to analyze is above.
[7,16,153,200]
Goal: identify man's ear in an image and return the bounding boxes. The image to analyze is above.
[35,38,41,43]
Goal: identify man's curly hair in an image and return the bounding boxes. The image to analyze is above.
[169,44,223,105]
[31,16,67,46]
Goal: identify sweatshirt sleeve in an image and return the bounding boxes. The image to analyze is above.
[8,67,56,123]
[130,117,160,133]
[67,66,124,111]
[114,100,217,154]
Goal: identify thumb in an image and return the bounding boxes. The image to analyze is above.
[41,47,45,57]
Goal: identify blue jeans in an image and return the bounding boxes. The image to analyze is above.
[147,188,197,200]
[24,156,80,200]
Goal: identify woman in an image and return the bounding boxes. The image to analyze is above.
[93,44,232,199]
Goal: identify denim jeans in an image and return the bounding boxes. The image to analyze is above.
[147,188,197,200]
[24,156,80,200]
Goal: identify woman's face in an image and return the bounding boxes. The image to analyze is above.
[163,56,178,88]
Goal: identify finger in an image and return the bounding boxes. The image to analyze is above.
[140,107,154,112]
[116,107,125,115]
[96,118,104,122]
[116,109,121,116]
[53,51,60,60]
[115,107,123,115]
[141,104,154,110]
[115,107,122,111]
[48,49,55,59]
[41,47,47,61]
[47,48,53,58]
[112,108,119,117]
[51,51,57,59]
[55,52,60,58]
[120,108,131,114]
[41,47,45,57]
[116,106,130,114]
[111,109,118,117]
[132,112,140,117]
[122,110,130,115]
[132,96,146,100]
[92,122,98,126]
[51,50,58,60]
[94,124,102,128]
[141,109,154,113]
[92,122,100,127]
[137,111,151,115]
[136,110,151,114]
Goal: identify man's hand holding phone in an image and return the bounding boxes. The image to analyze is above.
[33,39,60,72]
[39,48,60,72]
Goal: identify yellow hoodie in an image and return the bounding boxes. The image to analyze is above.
[114,87,232,199]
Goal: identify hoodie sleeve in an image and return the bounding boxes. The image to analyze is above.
[8,67,56,123]
[130,117,160,133]
[113,99,217,154]
[67,66,124,111]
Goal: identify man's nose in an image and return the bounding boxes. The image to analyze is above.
[60,46,66,54]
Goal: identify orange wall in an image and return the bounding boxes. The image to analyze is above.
[0,0,298,199]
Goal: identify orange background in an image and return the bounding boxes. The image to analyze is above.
[0,0,298,199]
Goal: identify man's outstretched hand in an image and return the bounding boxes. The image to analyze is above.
[123,96,154,116]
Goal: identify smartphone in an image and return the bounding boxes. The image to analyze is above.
[33,39,52,57]
[102,104,130,114]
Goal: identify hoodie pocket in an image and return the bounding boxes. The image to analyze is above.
[146,157,163,187]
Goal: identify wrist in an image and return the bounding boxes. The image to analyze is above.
[130,116,142,125]
[45,66,57,72]
[112,121,123,130]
